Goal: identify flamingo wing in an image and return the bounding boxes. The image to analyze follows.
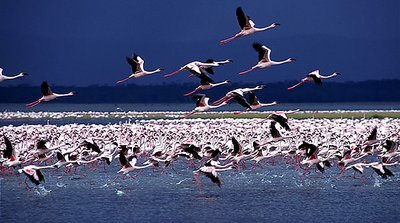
[41,81,53,96]
[253,42,271,62]
[236,7,250,30]
[126,56,139,73]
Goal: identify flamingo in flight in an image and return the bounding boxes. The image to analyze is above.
[239,42,295,75]
[235,91,277,114]
[288,70,341,90]
[116,53,164,84]
[163,59,232,78]
[212,85,264,106]
[183,69,230,96]
[18,165,54,186]
[181,94,228,118]
[220,7,280,45]
[0,68,28,83]
[26,81,75,108]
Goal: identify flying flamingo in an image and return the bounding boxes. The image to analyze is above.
[18,165,54,186]
[183,69,230,96]
[193,160,232,189]
[234,91,277,114]
[220,7,280,45]
[288,70,341,90]
[116,53,164,84]
[257,109,302,128]
[181,94,228,118]
[163,59,231,78]
[212,85,264,106]
[0,68,28,83]
[239,42,295,75]
[200,59,232,75]
[26,81,75,108]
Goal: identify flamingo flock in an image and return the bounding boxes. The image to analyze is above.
[0,118,399,190]
[1,6,396,192]
[2,6,341,112]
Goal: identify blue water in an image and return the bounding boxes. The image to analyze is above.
[1,160,400,223]
[1,102,400,112]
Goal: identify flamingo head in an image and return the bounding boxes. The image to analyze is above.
[20,72,29,76]
[288,58,296,62]
[334,72,341,76]
[272,23,280,27]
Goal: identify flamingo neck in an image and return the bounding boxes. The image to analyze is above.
[272,58,292,65]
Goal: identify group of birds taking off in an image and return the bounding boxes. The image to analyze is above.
[0,117,399,190]
[2,7,340,113]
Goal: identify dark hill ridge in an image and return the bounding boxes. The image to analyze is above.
[1,80,399,103]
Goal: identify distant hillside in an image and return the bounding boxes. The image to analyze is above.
[1,80,399,104]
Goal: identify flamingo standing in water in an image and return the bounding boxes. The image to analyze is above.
[26,81,75,108]
[220,7,280,45]
[181,94,228,118]
[183,69,230,96]
[0,68,28,83]
[239,42,295,75]
[163,59,231,78]
[288,70,341,90]
[116,53,164,84]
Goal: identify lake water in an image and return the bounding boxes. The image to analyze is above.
[1,160,400,223]
[1,103,400,223]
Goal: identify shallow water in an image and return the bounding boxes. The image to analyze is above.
[1,161,399,223]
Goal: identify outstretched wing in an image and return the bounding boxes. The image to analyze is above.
[236,7,250,30]
[126,56,139,73]
[3,136,13,159]
[252,42,271,62]
[41,81,53,96]
[232,93,251,109]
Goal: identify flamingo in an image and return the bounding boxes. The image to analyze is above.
[234,91,277,114]
[18,165,54,186]
[200,59,232,75]
[183,69,230,96]
[0,67,28,83]
[288,70,341,90]
[212,85,264,106]
[117,152,153,175]
[193,160,232,188]
[220,7,280,45]
[26,81,75,108]
[163,59,231,78]
[116,53,164,84]
[181,94,228,118]
[239,42,295,75]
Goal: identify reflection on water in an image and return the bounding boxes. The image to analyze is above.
[1,162,399,223]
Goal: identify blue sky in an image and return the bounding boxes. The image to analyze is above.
[0,0,399,86]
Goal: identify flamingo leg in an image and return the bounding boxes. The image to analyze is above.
[26,99,43,108]
[287,81,305,90]
[212,95,231,106]
[239,67,257,75]
[116,77,131,85]
[234,108,251,115]
[107,175,121,185]
[220,33,242,45]
[163,69,182,78]
[181,111,198,119]
[183,87,201,97]
[193,173,203,193]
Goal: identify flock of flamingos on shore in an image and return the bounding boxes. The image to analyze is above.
[1,7,399,191]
